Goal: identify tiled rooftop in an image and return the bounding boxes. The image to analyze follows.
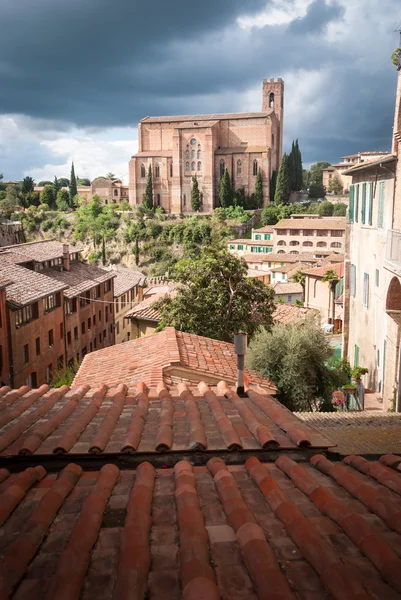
[42,262,115,299]
[0,381,334,457]
[0,256,68,308]
[1,453,401,598]
[273,282,303,295]
[73,328,277,392]
[243,252,320,264]
[0,240,82,263]
[270,263,308,275]
[303,262,345,278]
[141,111,271,123]
[274,217,346,230]
[124,290,175,322]
[105,265,145,297]
[273,304,315,325]
[253,225,274,233]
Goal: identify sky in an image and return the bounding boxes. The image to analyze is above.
[0,0,400,183]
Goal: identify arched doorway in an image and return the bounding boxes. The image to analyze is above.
[385,276,401,411]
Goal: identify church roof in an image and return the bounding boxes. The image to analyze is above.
[215,146,268,154]
[141,111,271,123]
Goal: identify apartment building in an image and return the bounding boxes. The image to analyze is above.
[105,265,145,343]
[272,215,346,256]
[227,226,274,256]
[0,277,11,385]
[304,262,344,330]
[0,241,116,386]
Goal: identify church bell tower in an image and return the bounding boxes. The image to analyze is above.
[262,78,284,168]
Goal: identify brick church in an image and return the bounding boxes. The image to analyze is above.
[129,78,284,214]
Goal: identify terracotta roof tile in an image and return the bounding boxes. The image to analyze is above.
[104,265,145,296]
[0,240,83,263]
[141,111,270,123]
[243,252,320,264]
[273,217,346,230]
[0,381,334,457]
[124,290,176,321]
[273,304,315,325]
[273,282,303,295]
[2,453,401,598]
[42,261,115,299]
[304,262,345,278]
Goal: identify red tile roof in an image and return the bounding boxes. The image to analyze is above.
[273,304,315,325]
[124,290,176,321]
[0,240,82,262]
[105,265,145,296]
[73,327,276,391]
[0,381,334,456]
[304,262,345,278]
[42,261,115,299]
[1,453,401,598]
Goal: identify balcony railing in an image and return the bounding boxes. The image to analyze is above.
[386,230,401,267]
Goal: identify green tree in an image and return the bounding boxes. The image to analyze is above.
[295,140,303,191]
[247,317,348,411]
[219,169,232,208]
[0,186,18,219]
[106,172,116,180]
[274,153,291,205]
[322,268,341,326]
[58,177,70,187]
[328,176,343,195]
[56,189,71,211]
[53,176,61,193]
[38,180,53,186]
[269,170,277,202]
[21,176,35,195]
[308,182,326,199]
[291,270,306,303]
[77,178,90,186]
[261,203,280,226]
[191,175,201,211]
[69,163,78,199]
[40,184,56,208]
[309,161,330,197]
[318,200,334,216]
[74,194,119,249]
[155,247,275,342]
[255,168,263,207]
[143,165,153,210]
[333,202,347,217]
[134,236,140,266]
[302,169,310,190]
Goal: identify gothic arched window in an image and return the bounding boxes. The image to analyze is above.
[190,138,196,145]
[140,164,146,178]
[185,162,190,172]
[272,134,275,147]
[220,160,225,177]
[191,150,195,160]
[157,194,161,206]
[191,161,196,171]
[237,160,242,176]
[253,160,258,176]
[155,165,160,178]
[197,149,201,159]
[170,162,173,177]
[197,161,201,171]
[269,92,274,108]
[185,150,190,160]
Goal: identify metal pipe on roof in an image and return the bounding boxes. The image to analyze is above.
[234,333,247,396]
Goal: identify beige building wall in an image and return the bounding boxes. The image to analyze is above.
[114,286,143,344]
[273,216,346,255]
[130,319,158,339]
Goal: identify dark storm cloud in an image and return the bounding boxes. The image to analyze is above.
[0,0,398,172]
[289,0,344,35]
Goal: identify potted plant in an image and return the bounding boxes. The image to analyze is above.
[351,366,368,383]
[331,389,347,411]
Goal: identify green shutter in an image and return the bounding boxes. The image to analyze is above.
[354,344,359,367]
[378,181,385,228]
[355,184,359,222]
[368,182,373,225]
[349,185,354,222]
[361,182,366,224]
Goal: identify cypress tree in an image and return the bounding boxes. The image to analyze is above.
[219,169,231,208]
[191,175,201,211]
[69,163,77,199]
[295,140,303,191]
[255,168,263,207]
[274,153,291,205]
[269,170,277,203]
[143,165,153,209]
[289,141,296,191]
[135,236,140,266]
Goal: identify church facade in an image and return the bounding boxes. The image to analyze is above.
[128,78,284,214]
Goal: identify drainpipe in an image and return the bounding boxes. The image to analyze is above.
[234,333,247,396]
[397,342,401,413]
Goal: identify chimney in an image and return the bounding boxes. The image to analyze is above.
[62,243,70,271]
[234,333,247,396]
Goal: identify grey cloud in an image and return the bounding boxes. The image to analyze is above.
[289,0,344,35]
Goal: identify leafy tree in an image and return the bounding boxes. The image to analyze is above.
[255,168,263,207]
[134,237,140,266]
[308,182,326,199]
[120,200,130,212]
[155,247,275,342]
[288,140,303,192]
[261,204,280,226]
[69,163,78,199]
[322,268,341,326]
[219,169,232,208]
[318,200,334,216]
[56,189,71,211]
[308,201,320,214]
[77,178,90,186]
[328,176,343,195]
[191,175,201,211]
[143,165,153,210]
[40,185,56,208]
[310,161,330,184]
[333,202,347,216]
[302,169,310,190]
[106,172,116,180]
[58,177,70,187]
[21,176,35,195]
[0,186,18,219]
[233,187,246,207]
[247,317,348,411]
[269,170,277,202]
[74,194,119,250]
[38,180,53,186]
[278,203,293,219]
[291,270,306,303]
[54,176,61,193]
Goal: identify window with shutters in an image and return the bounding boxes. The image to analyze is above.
[361,182,367,224]
[377,181,385,228]
[354,344,359,367]
[375,269,380,287]
[355,184,359,223]
[368,181,374,225]
[349,185,354,222]
[350,264,356,297]
[363,273,369,308]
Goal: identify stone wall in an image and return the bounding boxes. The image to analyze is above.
[0,222,25,247]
